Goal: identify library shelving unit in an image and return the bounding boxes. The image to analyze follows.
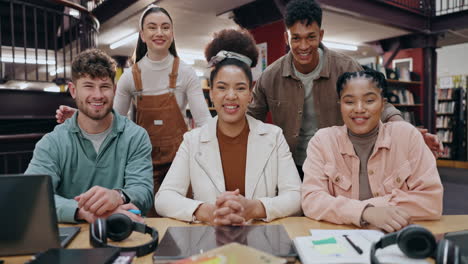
[436,78,467,160]
[386,79,423,126]
[186,79,217,128]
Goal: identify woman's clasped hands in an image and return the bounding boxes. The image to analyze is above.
[194,189,265,226]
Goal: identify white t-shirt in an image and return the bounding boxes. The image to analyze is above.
[114,54,211,127]
[79,115,113,153]
[293,48,324,166]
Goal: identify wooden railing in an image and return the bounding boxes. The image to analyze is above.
[435,0,468,15]
[0,0,99,83]
[379,0,428,15]
[379,0,468,15]
[0,133,44,174]
[0,88,77,174]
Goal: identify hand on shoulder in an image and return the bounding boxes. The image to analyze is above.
[417,128,444,158]
[55,105,76,123]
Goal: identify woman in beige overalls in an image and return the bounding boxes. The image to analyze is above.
[56,5,212,216]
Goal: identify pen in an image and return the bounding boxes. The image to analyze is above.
[343,234,363,255]
[128,209,141,215]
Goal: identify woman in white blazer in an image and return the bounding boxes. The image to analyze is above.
[154,29,301,225]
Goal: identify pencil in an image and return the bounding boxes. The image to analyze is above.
[343,234,363,255]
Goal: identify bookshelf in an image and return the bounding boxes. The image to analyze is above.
[186,80,216,128]
[387,79,421,85]
[436,76,467,161]
[386,79,423,126]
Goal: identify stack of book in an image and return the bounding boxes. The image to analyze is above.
[437,130,454,143]
[401,111,416,125]
[436,116,453,129]
[388,88,415,105]
[437,88,454,100]
[437,102,455,114]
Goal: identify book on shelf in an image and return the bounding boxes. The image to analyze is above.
[388,88,415,105]
[400,111,416,125]
[436,116,453,129]
[437,130,453,143]
[440,145,453,159]
[437,102,455,114]
[437,88,454,100]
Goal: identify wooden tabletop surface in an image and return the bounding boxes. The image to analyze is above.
[3,215,468,264]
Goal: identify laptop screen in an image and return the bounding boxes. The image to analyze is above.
[0,174,61,256]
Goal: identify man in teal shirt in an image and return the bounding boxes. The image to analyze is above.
[25,49,153,223]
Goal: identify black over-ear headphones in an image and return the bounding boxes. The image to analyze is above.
[90,213,158,257]
[370,225,461,264]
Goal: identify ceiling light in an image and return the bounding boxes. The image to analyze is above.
[0,56,55,65]
[69,9,80,18]
[110,32,139,49]
[50,67,64,76]
[322,41,358,51]
[44,86,61,92]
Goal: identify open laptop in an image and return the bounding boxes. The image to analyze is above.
[0,174,80,256]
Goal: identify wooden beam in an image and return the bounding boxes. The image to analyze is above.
[432,10,468,32]
[317,0,427,32]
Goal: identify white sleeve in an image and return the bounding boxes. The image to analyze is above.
[114,69,134,116]
[183,67,211,127]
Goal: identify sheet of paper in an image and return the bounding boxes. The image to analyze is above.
[292,229,430,264]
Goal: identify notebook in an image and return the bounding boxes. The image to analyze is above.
[0,174,80,256]
[294,229,429,264]
[153,225,297,263]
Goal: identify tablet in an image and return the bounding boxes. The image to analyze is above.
[153,225,297,263]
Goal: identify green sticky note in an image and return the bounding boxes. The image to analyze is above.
[311,237,337,245]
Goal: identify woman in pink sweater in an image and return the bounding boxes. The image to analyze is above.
[301,70,443,233]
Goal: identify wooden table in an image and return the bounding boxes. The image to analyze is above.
[3,216,468,264]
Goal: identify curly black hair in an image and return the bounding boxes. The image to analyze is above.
[336,70,388,97]
[204,29,259,89]
[285,0,322,28]
[71,49,116,83]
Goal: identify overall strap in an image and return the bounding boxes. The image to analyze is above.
[132,63,143,92]
[168,56,180,89]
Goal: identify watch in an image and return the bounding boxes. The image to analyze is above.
[115,189,128,204]
[360,204,374,226]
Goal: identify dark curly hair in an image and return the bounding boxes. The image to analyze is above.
[336,70,388,97]
[205,29,258,89]
[285,0,322,28]
[71,49,116,84]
